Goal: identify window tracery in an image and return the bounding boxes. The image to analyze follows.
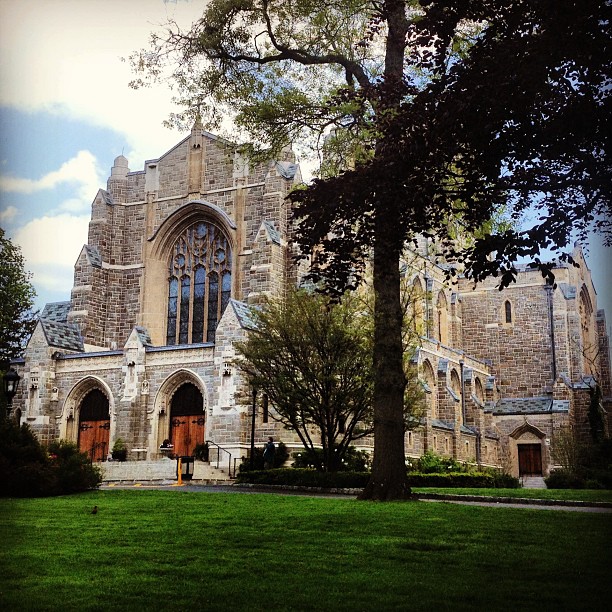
[167,221,232,345]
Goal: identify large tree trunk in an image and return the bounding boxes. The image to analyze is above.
[358,210,410,500]
[358,0,411,501]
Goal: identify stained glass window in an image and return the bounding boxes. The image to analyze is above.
[166,221,232,345]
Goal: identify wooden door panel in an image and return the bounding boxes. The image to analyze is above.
[79,420,110,462]
[518,444,542,476]
[171,416,205,456]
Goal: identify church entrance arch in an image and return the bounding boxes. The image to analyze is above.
[170,383,206,457]
[78,389,110,462]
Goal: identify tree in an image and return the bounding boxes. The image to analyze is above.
[131,0,610,499]
[235,289,374,472]
[0,229,37,369]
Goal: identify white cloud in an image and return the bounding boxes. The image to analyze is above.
[0,205,18,222]
[0,150,101,203]
[12,213,89,293]
[0,0,202,169]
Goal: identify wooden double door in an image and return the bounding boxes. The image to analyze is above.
[518,443,542,476]
[78,389,110,462]
[170,383,206,457]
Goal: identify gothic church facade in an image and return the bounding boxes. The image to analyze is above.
[11,125,611,479]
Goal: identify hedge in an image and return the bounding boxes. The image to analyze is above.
[235,469,519,489]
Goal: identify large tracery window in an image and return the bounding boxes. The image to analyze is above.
[167,221,232,345]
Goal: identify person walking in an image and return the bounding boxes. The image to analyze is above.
[263,437,276,469]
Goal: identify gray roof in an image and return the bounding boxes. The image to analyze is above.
[492,397,570,416]
[431,419,454,431]
[230,299,259,330]
[84,245,102,268]
[134,326,153,347]
[275,161,298,180]
[40,319,84,352]
[41,301,71,323]
[558,283,577,300]
[262,220,281,245]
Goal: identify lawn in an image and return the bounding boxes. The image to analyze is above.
[1,490,610,611]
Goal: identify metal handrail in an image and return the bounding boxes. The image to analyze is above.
[206,440,233,477]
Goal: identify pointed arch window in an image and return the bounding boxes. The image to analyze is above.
[166,221,232,345]
[504,300,512,324]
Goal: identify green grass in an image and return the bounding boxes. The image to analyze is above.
[413,487,612,503]
[1,490,610,611]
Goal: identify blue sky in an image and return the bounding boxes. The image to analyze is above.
[0,0,610,330]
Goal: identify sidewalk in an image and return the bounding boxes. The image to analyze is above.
[100,482,612,512]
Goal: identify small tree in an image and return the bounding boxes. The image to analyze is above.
[236,289,374,472]
[0,228,37,368]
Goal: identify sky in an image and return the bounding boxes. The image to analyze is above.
[0,0,610,329]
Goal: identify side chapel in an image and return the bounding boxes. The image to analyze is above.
[10,123,611,480]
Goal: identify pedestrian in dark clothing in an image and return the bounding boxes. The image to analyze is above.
[263,437,275,469]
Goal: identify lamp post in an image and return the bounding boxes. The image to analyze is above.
[250,385,257,469]
[3,367,21,418]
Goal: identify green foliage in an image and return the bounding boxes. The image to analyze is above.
[545,470,588,490]
[47,440,103,495]
[236,289,374,472]
[236,468,370,489]
[193,442,210,462]
[111,437,127,461]
[0,229,38,366]
[239,442,289,472]
[0,419,101,497]
[415,450,463,474]
[292,446,371,472]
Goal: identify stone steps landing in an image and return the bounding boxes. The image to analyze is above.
[521,476,547,489]
[101,459,232,483]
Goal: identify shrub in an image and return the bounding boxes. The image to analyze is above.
[239,441,289,472]
[545,469,585,489]
[193,442,209,462]
[236,468,370,489]
[48,440,102,494]
[417,450,463,474]
[0,419,102,497]
[407,472,496,488]
[292,446,371,472]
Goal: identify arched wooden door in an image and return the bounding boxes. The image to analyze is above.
[78,389,110,462]
[170,383,205,457]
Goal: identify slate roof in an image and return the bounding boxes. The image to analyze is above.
[84,245,102,268]
[230,299,260,330]
[275,161,299,180]
[431,419,454,431]
[492,397,570,416]
[134,326,153,347]
[40,319,84,352]
[41,301,71,323]
[262,220,282,245]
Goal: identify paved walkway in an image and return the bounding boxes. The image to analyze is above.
[100,483,612,512]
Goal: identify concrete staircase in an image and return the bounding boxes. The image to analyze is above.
[100,458,232,484]
[521,476,547,489]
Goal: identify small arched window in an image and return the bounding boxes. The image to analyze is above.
[504,300,512,324]
[166,221,232,345]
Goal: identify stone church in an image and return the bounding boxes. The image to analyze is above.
[10,123,611,480]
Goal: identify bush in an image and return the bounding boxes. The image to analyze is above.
[48,440,102,494]
[416,450,464,474]
[545,469,585,489]
[292,446,371,472]
[0,419,102,497]
[239,441,289,472]
[407,472,496,488]
[236,468,370,489]
[193,442,209,462]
